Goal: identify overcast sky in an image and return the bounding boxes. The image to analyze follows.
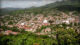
[1,0,62,8]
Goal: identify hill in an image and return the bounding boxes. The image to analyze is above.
[0,8,23,16]
[21,0,80,14]
[39,0,80,11]
[1,0,80,16]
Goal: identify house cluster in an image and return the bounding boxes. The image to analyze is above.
[3,30,19,35]
[16,15,50,33]
[0,12,79,35]
[16,13,80,34]
[0,29,19,35]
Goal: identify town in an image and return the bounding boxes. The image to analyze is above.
[0,11,80,36]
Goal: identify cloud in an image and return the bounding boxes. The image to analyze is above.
[1,0,61,8]
[2,0,58,1]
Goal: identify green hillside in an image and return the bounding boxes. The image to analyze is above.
[8,0,80,15]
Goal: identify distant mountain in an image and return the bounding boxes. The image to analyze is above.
[41,0,80,11]
[0,8,23,15]
[24,0,80,12]
[23,0,80,15]
[1,8,23,12]
[1,0,80,16]
[55,5,80,12]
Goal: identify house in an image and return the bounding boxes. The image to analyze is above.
[4,30,19,35]
[11,32,18,35]
[24,26,31,29]
[21,23,25,26]
[43,19,48,23]
[43,19,50,26]
[75,16,80,24]
[7,25,13,27]
[24,26,34,32]
[4,30,12,35]
[62,20,70,24]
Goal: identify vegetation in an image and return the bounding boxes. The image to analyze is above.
[0,31,56,45]
[0,25,80,45]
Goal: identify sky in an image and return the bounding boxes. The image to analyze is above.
[1,0,62,8]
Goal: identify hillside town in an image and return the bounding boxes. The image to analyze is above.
[0,12,80,35]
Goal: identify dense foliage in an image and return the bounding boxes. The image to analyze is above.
[0,24,80,45]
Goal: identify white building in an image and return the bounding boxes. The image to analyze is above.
[62,20,70,24]
[43,19,48,23]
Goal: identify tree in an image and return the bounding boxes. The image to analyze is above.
[8,21,13,25]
